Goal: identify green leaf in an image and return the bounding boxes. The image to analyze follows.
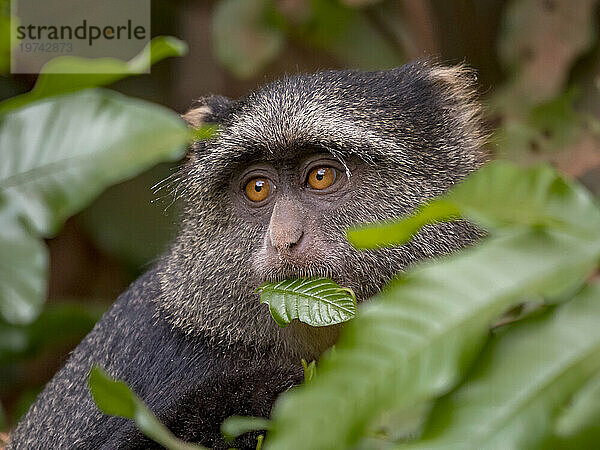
[347,200,460,249]
[88,366,207,450]
[348,161,600,250]
[301,359,317,384]
[221,415,270,442]
[212,0,285,78]
[0,205,47,323]
[0,36,188,114]
[0,321,28,359]
[256,434,265,450]
[447,162,600,234]
[0,89,189,323]
[88,366,136,418]
[257,277,357,327]
[0,89,189,236]
[553,371,600,438]
[405,282,600,450]
[0,0,13,75]
[191,124,219,140]
[265,228,600,450]
[267,162,600,449]
[361,400,432,446]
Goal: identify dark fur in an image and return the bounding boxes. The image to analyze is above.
[9,61,485,449]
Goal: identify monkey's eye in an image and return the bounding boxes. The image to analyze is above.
[245,177,272,202]
[307,167,336,190]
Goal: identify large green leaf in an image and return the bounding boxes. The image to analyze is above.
[88,366,206,450]
[266,161,600,449]
[404,282,600,450]
[541,371,600,449]
[0,89,189,237]
[0,205,47,323]
[446,162,600,235]
[0,36,188,114]
[265,228,600,449]
[257,277,356,327]
[553,371,600,439]
[348,162,600,250]
[0,89,189,323]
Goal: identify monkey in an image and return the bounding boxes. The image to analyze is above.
[8,60,485,449]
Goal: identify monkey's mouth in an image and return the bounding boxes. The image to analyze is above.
[256,258,344,287]
[253,239,346,285]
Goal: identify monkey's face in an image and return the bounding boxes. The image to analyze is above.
[231,152,359,283]
[186,140,446,307]
[178,65,485,303]
[159,63,484,350]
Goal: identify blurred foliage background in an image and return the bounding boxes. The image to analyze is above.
[1,0,599,433]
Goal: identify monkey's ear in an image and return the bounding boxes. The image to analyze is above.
[428,64,478,93]
[427,63,482,129]
[424,62,486,163]
[182,95,234,128]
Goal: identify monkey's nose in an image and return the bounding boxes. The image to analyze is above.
[270,227,304,253]
[267,197,306,255]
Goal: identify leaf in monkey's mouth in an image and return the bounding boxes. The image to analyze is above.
[256,277,357,328]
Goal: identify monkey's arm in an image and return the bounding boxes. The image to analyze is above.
[8,269,302,449]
